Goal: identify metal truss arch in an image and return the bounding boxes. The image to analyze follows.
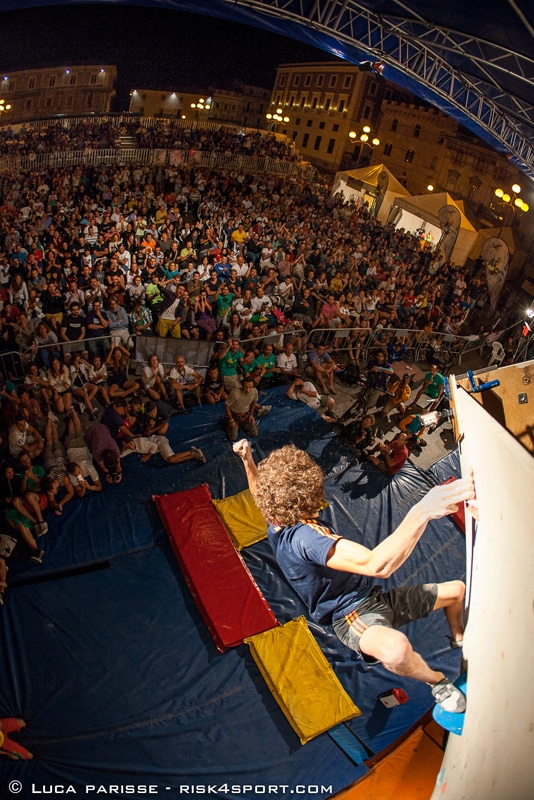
[224,0,534,180]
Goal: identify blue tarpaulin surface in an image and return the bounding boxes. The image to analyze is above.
[0,387,463,798]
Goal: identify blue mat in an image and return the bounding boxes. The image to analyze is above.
[0,387,464,798]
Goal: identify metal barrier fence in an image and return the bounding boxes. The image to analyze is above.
[305,326,474,366]
[0,147,315,179]
[0,325,490,390]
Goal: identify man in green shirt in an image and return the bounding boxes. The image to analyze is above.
[218,339,244,392]
[215,285,235,328]
[409,364,445,410]
[253,343,278,388]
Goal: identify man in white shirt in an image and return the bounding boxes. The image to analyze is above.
[286,378,336,422]
[276,342,298,383]
[168,355,203,410]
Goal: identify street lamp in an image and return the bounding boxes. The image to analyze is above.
[348,126,380,167]
[266,107,290,129]
[494,184,529,232]
[0,98,12,116]
[190,97,211,122]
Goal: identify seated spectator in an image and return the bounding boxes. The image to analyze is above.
[252,343,278,389]
[8,414,44,461]
[341,414,376,456]
[194,291,217,339]
[1,465,45,563]
[365,348,394,411]
[101,396,132,442]
[202,365,227,405]
[136,400,169,437]
[85,298,110,357]
[69,352,99,420]
[141,354,168,402]
[368,432,409,475]
[107,297,132,350]
[276,341,299,383]
[218,338,244,392]
[381,373,413,419]
[387,337,407,362]
[409,364,445,411]
[168,355,202,410]
[90,354,110,407]
[307,344,336,395]
[286,377,336,422]
[59,302,86,361]
[47,355,73,414]
[106,345,139,400]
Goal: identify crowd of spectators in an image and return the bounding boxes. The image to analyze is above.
[0,119,296,161]
[0,121,120,158]
[0,141,495,602]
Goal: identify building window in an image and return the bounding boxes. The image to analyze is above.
[302,133,309,148]
[363,105,371,118]
[87,92,93,108]
[438,134,445,144]
[338,99,345,112]
[314,136,322,151]
[306,120,313,127]
[28,78,35,89]
[312,97,318,109]
[319,121,325,129]
[289,95,295,106]
[446,169,460,191]
[296,118,301,125]
[325,98,331,111]
[276,96,281,106]
[391,118,398,131]
[279,75,286,87]
[431,156,438,169]
[69,74,76,85]
[369,82,377,96]
[66,95,73,107]
[383,143,393,156]
[300,96,306,108]
[333,123,339,132]
[161,94,166,100]
[405,149,415,163]
[8,80,15,91]
[90,74,97,84]
[327,138,336,154]
[343,76,352,88]
[304,75,311,87]
[25,99,32,110]
[292,131,298,141]
[49,77,55,88]
[293,74,300,87]
[317,75,324,87]
[329,75,337,88]
[413,124,421,138]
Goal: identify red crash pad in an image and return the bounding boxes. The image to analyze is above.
[154,484,278,652]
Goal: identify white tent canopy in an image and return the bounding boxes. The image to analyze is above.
[332,164,410,224]
[387,191,477,266]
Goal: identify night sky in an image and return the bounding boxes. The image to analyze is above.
[0,5,341,110]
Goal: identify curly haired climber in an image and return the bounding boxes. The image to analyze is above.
[233,439,477,715]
